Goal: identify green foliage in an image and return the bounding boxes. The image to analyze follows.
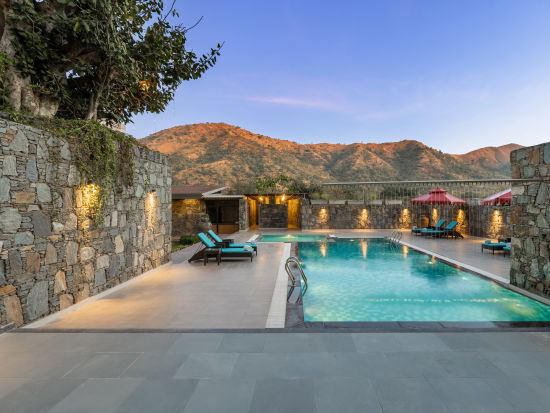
[37,118,136,224]
[253,174,322,195]
[179,235,200,245]
[0,52,12,109]
[172,235,200,252]
[5,0,221,121]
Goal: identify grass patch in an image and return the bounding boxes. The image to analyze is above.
[171,235,200,253]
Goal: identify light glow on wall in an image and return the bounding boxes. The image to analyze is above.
[146,191,157,228]
[400,208,411,229]
[432,208,438,223]
[489,209,503,238]
[359,208,370,228]
[319,207,329,225]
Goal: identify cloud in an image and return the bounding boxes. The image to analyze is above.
[245,95,347,112]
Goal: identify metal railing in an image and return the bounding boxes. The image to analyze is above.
[286,256,308,303]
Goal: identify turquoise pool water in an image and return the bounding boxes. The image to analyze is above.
[299,238,550,322]
[260,234,327,242]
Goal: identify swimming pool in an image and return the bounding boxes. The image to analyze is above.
[299,238,550,322]
[260,234,327,242]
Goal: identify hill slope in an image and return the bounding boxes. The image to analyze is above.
[140,123,522,188]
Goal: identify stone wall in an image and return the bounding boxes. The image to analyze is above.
[259,204,288,228]
[301,200,510,239]
[0,119,171,326]
[510,143,550,298]
[172,199,207,236]
[239,198,249,231]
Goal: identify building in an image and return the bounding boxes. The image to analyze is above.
[172,185,247,236]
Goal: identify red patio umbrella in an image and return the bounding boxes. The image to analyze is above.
[480,189,511,206]
[410,187,466,205]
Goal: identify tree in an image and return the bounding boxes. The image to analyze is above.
[0,0,221,122]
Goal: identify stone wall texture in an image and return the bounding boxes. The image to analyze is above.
[510,142,550,298]
[259,204,288,228]
[0,119,171,326]
[301,200,510,239]
[172,199,207,236]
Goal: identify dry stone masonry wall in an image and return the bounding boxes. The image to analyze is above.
[510,143,550,298]
[0,119,171,326]
[301,201,510,239]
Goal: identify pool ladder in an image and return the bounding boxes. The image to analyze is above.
[386,230,402,245]
[286,256,308,303]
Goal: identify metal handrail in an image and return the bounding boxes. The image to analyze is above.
[286,256,308,302]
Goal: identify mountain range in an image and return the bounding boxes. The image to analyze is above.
[140,123,522,189]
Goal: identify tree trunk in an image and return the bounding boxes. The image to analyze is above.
[0,1,58,116]
[85,93,100,120]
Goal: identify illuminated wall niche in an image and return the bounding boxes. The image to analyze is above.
[489,209,503,238]
[146,190,158,228]
[431,207,438,224]
[319,207,329,225]
[359,208,370,228]
[399,208,411,229]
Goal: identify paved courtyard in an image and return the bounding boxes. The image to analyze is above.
[1,331,550,413]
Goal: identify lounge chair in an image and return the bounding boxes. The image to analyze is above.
[482,238,511,254]
[412,219,445,234]
[207,230,258,255]
[503,244,511,256]
[188,233,254,265]
[422,221,463,238]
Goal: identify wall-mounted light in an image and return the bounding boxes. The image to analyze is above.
[281,194,286,201]
[146,191,157,228]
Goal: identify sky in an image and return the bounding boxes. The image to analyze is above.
[127,0,550,154]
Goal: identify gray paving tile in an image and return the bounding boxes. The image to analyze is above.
[352,333,405,352]
[384,352,449,377]
[116,378,198,413]
[183,379,255,413]
[0,378,27,399]
[308,333,357,352]
[168,334,223,353]
[373,377,450,413]
[64,353,141,379]
[435,352,506,378]
[479,333,550,352]
[435,333,491,351]
[394,333,451,352]
[428,377,517,413]
[249,378,316,413]
[47,378,143,413]
[487,376,550,413]
[175,353,238,379]
[0,332,55,353]
[217,333,266,353]
[0,352,92,378]
[122,353,189,378]
[482,351,550,377]
[263,333,310,352]
[314,377,383,413]
[233,352,343,379]
[0,379,84,413]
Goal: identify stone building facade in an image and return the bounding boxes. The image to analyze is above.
[510,143,550,298]
[0,119,171,326]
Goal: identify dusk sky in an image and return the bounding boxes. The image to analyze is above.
[127,0,550,154]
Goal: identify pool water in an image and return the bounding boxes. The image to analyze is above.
[299,238,550,322]
[260,234,327,242]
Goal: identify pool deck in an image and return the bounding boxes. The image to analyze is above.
[4,230,550,412]
[28,228,512,331]
[2,330,550,412]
